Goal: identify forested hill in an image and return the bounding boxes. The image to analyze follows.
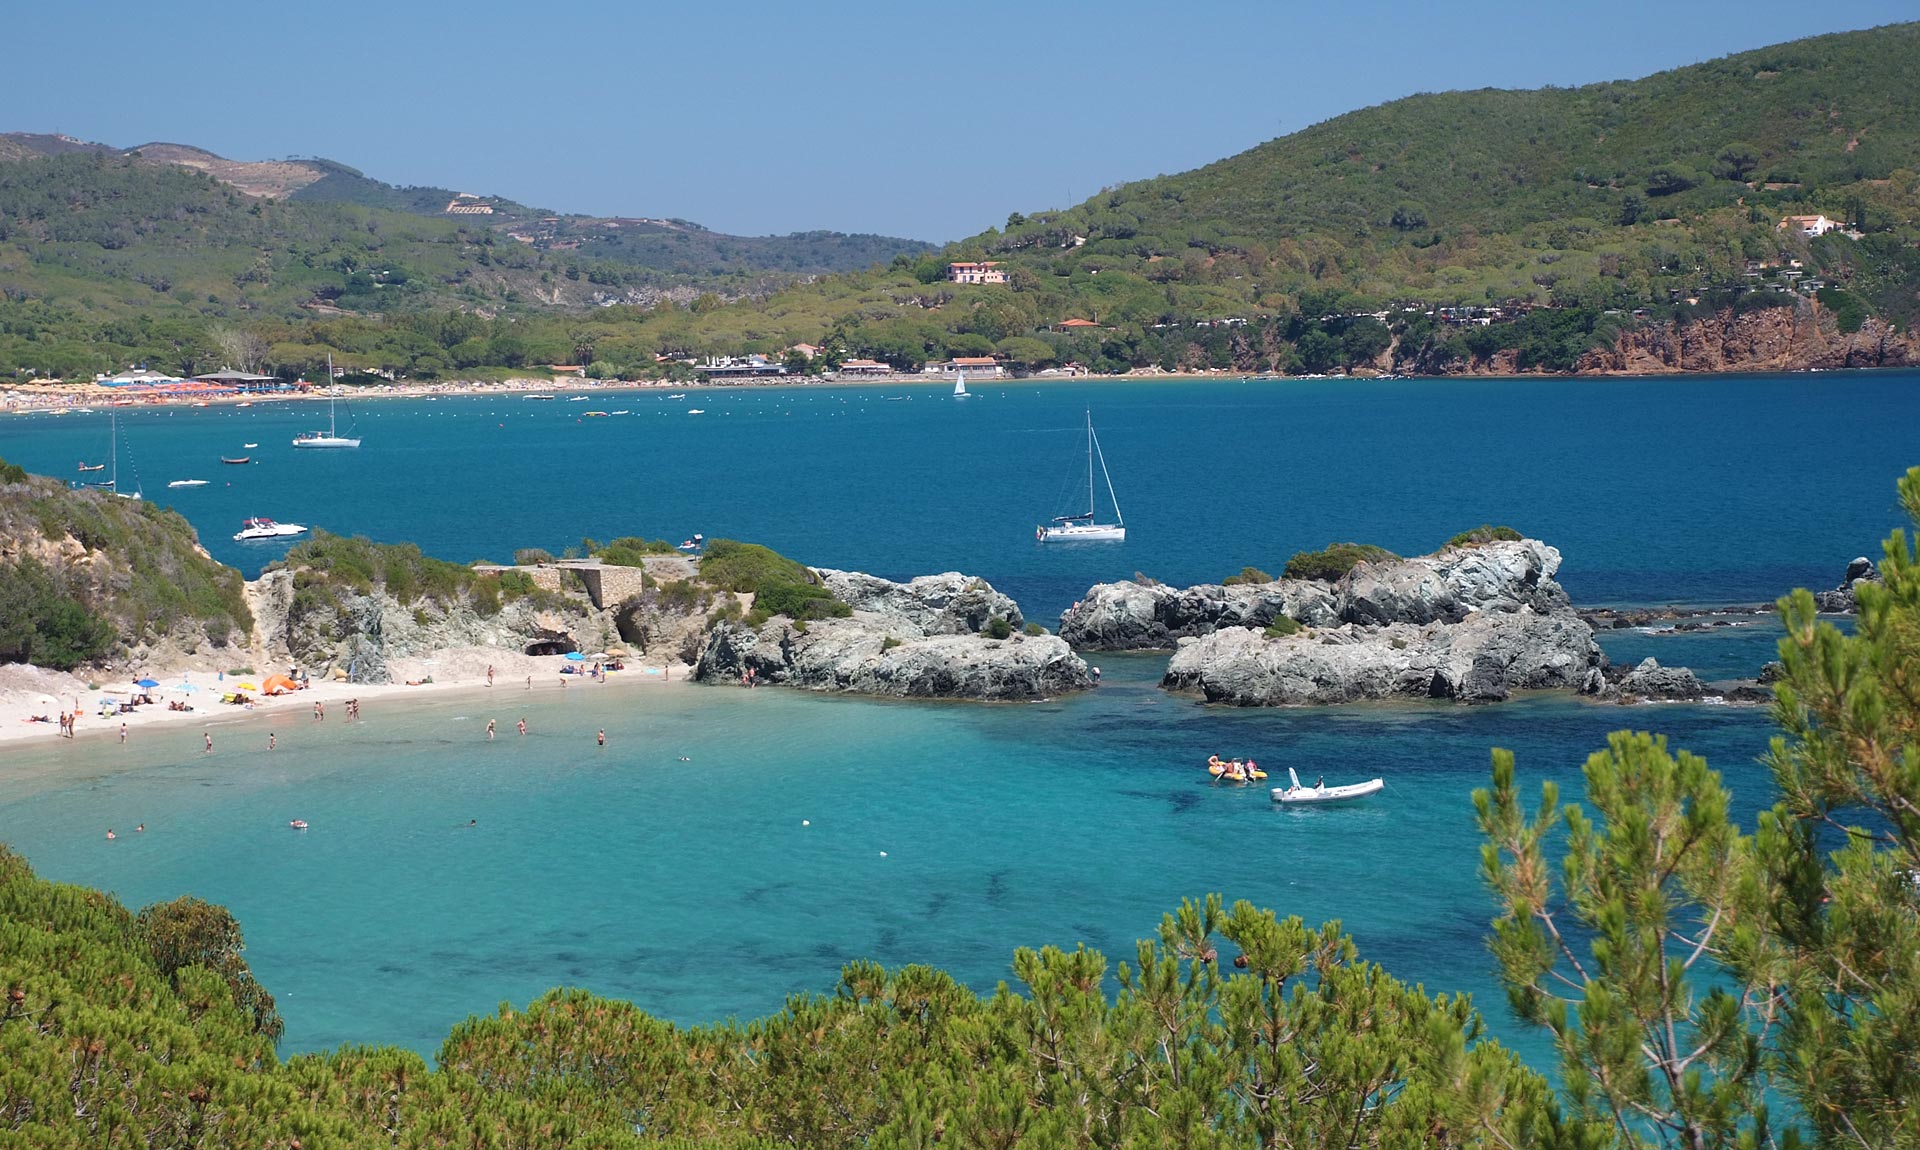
[0,133,932,313]
[944,21,1920,312]
[2,24,1916,383]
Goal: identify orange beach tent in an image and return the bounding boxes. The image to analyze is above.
[261,674,300,695]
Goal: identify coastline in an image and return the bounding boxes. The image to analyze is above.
[7,363,1914,414]
[0,654,695,751]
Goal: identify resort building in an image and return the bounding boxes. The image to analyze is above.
[834,358,894,377]
[787,343,821,360]
[693,355,788,380]
[947,261,1008,285]
[445,194,496,215]
[1778,214,1839,237]
[926,356,1004,379]
[1053,318,1102,332]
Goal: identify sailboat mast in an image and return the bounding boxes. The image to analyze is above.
[109,413,116,490]
[1086,411,1096,517]
[327,354,336,436]
[1093,419,1123,526]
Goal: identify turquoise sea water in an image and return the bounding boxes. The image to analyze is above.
[1,373,1915,1064]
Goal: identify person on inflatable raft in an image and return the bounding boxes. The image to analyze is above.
[1206,755,1267,782]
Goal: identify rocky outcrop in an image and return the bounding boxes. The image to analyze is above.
[1056,580,1338,650]
[694,571,1089,700]
[1065,538,1570,646]
[1163,604,1598,705]
[815,569,1025,634]
[1813,556,1880,613]
[252,571,610,684]
[1140,539,1605,706]
[1614,657,1707,701]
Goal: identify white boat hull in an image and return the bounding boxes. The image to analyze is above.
[1272,778,1384,804]
[293,437,360,448]
[1039,523,1125,542]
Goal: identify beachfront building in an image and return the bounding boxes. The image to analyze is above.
[947,261,1008,285]
[787,343,821,360]
[189,369,285,394]
[926,356,1005,379]
[1053,318,1102,333]
[834,358,894,377]
[694,355,788,380]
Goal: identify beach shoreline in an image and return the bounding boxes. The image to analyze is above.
[0,655,696,751]
[11,363,1909,415]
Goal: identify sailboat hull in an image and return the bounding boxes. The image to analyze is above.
[292,437,361,448]
[1038,524,1125,542]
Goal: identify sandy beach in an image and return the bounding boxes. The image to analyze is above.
[0,648,697,751]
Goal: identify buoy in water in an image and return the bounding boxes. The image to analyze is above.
[802,819,810,826]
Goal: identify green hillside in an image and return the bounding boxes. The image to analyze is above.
[0,456,250,665]
[1,24,1915,383]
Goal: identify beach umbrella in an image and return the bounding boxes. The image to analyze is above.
[135,678,159,688]
[564,652,585,661]
[173,682,198,693]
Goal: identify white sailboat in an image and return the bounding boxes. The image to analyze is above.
[293,356,361,448]
[78,413,142,500]
[953,370,968,398]
[1037,410,1124,542]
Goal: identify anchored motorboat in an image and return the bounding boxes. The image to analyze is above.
[1272,767,1384,805]
[233,517,307,542]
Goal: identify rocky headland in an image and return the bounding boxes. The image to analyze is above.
[1061,539,1605,706]
[693,570,1090,701]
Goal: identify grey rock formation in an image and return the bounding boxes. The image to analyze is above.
[1162,605,1598,706]
[1076,539,1604,706]
[695,571,1088,700]
[1813,556,1880,613]
[1616,657,1707,701]
[816,569,1024,634]
[1057,579,1338,650]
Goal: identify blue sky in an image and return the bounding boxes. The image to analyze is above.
[12,1,1918,241]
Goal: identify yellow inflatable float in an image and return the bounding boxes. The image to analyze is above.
[1206,756,1267,782]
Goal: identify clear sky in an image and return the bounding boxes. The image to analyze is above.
[12,1,1918,241]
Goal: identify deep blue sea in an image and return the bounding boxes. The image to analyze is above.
[1,373,1915,1066]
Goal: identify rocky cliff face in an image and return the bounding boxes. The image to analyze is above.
[250,569,611,684]
[694,570,1089,700]
[1070,539,1603,706]
[1575,305,1914,375]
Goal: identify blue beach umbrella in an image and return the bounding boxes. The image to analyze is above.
[135,678,159,688]
[564,651,586,662]
[172,682,198,693]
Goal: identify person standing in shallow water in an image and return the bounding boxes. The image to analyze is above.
[486,719,496,740]
[517,718,527,736]
[597,729,606,747]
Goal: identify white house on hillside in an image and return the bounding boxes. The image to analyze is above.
[1778,214,1839,238]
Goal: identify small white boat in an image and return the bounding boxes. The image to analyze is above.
[566,396,591,403]
[233,517,308,542]
[167,479,209,488]
[953,371,969,398]
[666,393,687,399]
[289,819,308,830]
[1272,767,1383,805]
[687,408,706,415]
[523,394,557,400]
